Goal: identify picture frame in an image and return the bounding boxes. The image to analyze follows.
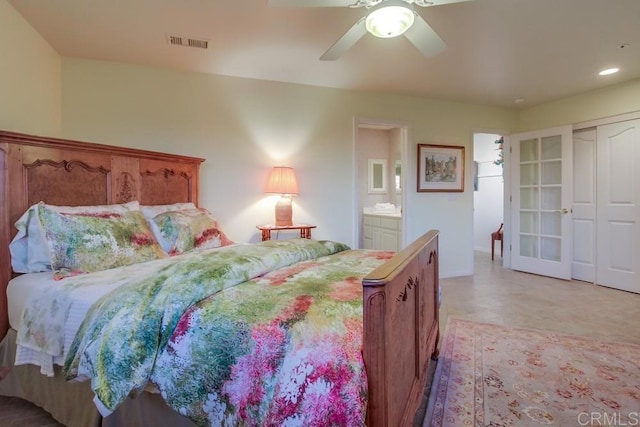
[417,144,465,192]
[368,158,387,193]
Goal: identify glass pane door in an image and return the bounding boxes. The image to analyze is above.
[511,126,572,279]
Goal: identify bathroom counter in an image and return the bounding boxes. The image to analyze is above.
[362,207,401,218]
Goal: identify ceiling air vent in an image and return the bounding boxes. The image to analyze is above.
[166,34,209,49]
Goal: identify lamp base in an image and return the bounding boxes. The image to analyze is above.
[275,196,293,226]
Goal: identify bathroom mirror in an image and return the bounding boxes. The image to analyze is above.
[368,159,387,193]
[395,161,402,192]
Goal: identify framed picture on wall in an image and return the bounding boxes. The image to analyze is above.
[368,158,387,193]
[417,144,465,192]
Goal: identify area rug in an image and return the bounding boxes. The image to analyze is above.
[424,318,640,426]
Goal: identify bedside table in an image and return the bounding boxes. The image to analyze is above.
[257,224,317,241]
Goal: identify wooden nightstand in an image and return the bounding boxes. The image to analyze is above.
[257,224,316,241]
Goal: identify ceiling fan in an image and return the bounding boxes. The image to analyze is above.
[268,0,473,60]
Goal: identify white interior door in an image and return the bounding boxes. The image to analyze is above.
[596,119,640,293]
[510,126,573,280]
[572,129,597,282]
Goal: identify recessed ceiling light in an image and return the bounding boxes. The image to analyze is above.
[514,98,525,104]
[599,68,619,76]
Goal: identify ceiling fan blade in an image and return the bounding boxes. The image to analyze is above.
[320,17,367,61]
[268,0,355,7]
[415,0,473,6]
[403,14,447,57]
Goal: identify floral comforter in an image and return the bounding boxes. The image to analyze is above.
[18,238,393,426]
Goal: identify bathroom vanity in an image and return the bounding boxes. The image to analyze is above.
[362,209,402,252]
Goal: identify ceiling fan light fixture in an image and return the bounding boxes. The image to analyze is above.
[365,2,415,38]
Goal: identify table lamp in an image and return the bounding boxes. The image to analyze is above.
[265,166,299,226]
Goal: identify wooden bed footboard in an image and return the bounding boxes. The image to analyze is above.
[363,230,439,427]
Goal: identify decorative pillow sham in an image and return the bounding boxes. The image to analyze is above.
[140,202,197,220]
[36,202,165,276]
[151,208,234,255]
[10,201,140,273]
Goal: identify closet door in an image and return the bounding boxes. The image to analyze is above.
[596,119,640,293]
[571,129,596,282]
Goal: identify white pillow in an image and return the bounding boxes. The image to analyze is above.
[9,201,140,273]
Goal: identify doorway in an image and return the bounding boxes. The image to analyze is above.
[354,119,408,250]
[473,133,505,259]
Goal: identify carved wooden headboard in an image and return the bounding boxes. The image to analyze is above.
[0,130,205,339]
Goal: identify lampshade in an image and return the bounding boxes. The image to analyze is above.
[365,1,415,39]
[265,166,299,195]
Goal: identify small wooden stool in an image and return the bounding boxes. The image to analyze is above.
[491,223,503,261]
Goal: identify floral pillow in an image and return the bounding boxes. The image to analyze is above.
[152,208,234,255]
[140,202,196,220]
[36,202,165,277]
[10,201,140,273]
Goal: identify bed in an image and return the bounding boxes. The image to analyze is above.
[0,130,440,427]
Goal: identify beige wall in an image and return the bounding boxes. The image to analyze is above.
[61,58,515,277]
[515,78,640,132]
[0,0,61,136]
[10,0,637,278]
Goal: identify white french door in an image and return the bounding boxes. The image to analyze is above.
[510,126,573,280]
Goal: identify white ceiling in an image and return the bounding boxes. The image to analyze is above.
[9,0,640,108]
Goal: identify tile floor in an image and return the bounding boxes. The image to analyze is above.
[439,251,640,347]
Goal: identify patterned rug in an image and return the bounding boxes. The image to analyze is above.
[425,318,640,426]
